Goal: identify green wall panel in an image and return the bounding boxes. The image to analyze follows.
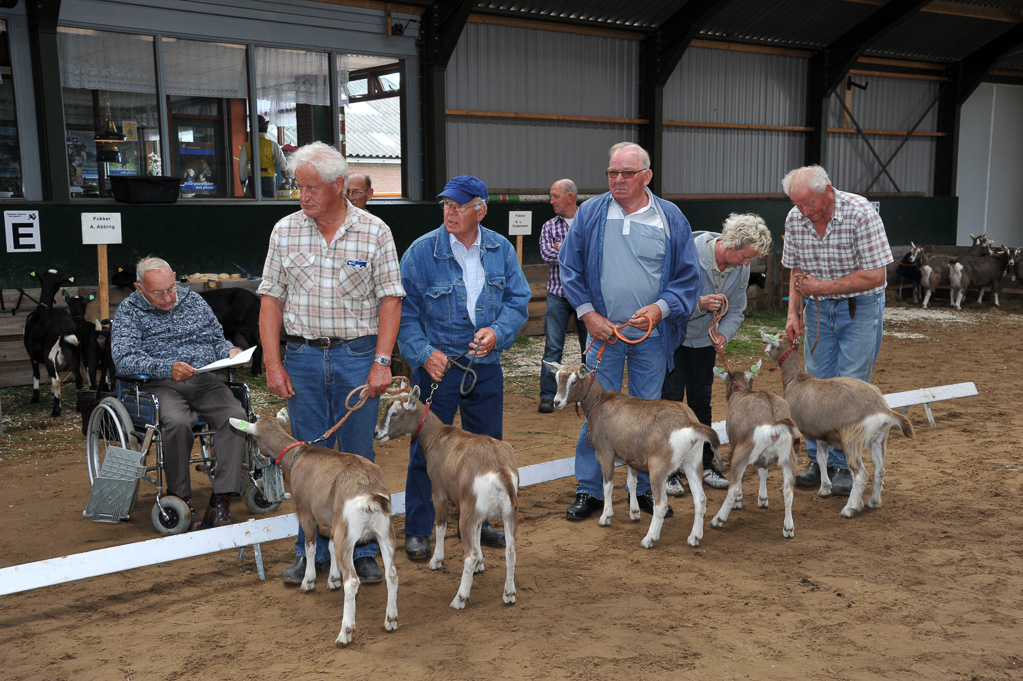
[0,196,957,288]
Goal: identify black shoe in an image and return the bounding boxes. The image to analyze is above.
[280,556,329,585]
[795,461,822,488]
[480,524,505,548]
[636,490,674,518]
[829,468,853,497]
[405,535,431,562]
[354,556,383,584]
[566,492,602,520]
[538,398,554,414]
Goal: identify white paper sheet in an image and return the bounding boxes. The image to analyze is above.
[197,346,256,373]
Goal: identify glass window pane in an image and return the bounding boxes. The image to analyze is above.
[162,37,247,198]
[253,46,329,199]
[339,54,403,199]
[0,20,23,199]
[58,28,159,199]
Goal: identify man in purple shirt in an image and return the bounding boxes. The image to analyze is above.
[538,178,587,413]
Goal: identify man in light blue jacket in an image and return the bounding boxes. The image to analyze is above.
[397,175,531,561]
[558,142,701,521]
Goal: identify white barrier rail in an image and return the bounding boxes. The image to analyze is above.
[0,382,976,596]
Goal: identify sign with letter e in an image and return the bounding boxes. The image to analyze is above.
[508,211,532,236]
[5,210,41,252]
[82,212,123,245]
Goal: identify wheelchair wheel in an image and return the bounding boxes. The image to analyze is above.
[151,496,192,535]
[244,482,282,515]
[86,397,137,485]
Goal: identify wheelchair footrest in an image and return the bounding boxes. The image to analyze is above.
[258,464,286,505]
[85,447,146,523]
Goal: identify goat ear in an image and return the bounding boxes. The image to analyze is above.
[751,359,762,374]
[229,417,255,434]
[712,366,727,382]
[276,407,290,426]
[89,294,95,301]
[759,331,776,343]
[542,360,562,373]
[406,385,421,408]
[67,276,75,284]
[578,364,589,378]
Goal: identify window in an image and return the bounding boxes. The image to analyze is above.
[0,20,22,199]
[340,55,403,198]
[58,28,160,198]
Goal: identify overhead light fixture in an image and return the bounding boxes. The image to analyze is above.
[95,93,125,163]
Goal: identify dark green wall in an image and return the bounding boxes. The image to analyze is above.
[0,196,958,287]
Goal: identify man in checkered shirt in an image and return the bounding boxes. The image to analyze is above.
[781,165,893,496]
[258,141,405,586]
[537,178,587,414]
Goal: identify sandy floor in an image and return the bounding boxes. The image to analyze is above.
[1,300,1021,681]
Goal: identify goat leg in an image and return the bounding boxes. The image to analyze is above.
[374,524,399,632]
[840,451,868,518]
[502,510,517,605]
[300,537,319,593]
[640,476,670,549]
[326,538,342,591]
[865,437,887,510]
[781,459,795,538]
[625,466,641,522]
[816,441,833,497]
[451,514,482,610]
[597,453,616,526]
[335,556,360,647]
[681,462,706,547]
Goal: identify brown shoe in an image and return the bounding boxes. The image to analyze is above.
[201,493,233,528]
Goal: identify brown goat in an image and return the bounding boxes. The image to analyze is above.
[374,387,518,610]
[711,361,800,537]
[229,416,398,646]
[546,361,720,549]
[760,332,914,518]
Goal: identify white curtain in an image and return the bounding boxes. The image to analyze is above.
[58,27,157,94]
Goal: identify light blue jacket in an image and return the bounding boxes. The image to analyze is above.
[558,191,701,371]
[397,224,531,370]
[683,231,749,349]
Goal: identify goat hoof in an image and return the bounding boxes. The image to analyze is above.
[598,515,612,526]
[300,581,315,593]
[450,596,467,610]
[384,618,398,632]
[640,538,654,549]
[711,517,724,528]
[328,578,341,591]
[840,507,858,518]
[629,510,641,521]
[335,629,353,646]
[503,592,516,604]
[687,535,701,548]
[818,485,832,497]
[758,498,769,508]
[428,560,443,570]
[783,526,794,538]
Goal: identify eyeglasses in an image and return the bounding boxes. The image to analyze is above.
[346,188,365,197]
[439,199,481,214]
[606,168,648,180]
[145,285,176,298]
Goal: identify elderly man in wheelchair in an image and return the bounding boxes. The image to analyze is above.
[103,256,252,531]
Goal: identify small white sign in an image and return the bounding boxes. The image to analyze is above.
[4,210,41,252]
[82,212,122,245]
[508,210,532,236]
[870,200,880,214]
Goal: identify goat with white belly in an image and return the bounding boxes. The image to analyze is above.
[760,331,914,518]
[229,416,398,647]
[908,243,954,309]
[374,387,518,609]
[710,361,800,537]
[546,361,720,548]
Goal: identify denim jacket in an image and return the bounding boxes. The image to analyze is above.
[398,224,531,370]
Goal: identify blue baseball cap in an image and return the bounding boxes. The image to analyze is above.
[437,175,489,205]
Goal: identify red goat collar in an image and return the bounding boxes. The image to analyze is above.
[413,402,432,443]
[770,339,800,372]
[276,441,306,466]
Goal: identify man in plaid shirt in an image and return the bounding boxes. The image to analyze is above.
[538,178,587,414]
[258,141,405,586]
[781,165,893,496]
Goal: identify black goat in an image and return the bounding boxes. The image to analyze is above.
[748,271,767,289]
[63,291,115,391]
[23,269,82,416]
[887,251,922,303]
[198,287,262,375]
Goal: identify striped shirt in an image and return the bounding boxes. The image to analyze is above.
[449,230,484,326]
[257,203,405,339]
[781,188,893,299]
[539,215,571,297]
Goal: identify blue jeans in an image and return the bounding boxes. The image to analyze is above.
[802,292,885,470]
[284,335,380,562]
[540,293,588,400]
[574,333,667,497]
[405,363,504,537]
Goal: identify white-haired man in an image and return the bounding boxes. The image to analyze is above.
[781,165,893,496]
[258,141,405,585]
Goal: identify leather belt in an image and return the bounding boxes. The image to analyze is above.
[283,334,347,349]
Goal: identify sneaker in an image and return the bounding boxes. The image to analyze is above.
[702,466,729,489]
[665,473,687,497]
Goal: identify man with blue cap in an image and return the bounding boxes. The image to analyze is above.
[396,175,531,561]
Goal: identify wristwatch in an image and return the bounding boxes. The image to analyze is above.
[373,355,392,367]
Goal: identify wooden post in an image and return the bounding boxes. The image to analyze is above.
[97,244,110,320]
[516,234,523,267]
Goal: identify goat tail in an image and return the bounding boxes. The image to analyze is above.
[777,417,802,440]
[499,468,519,509]
[372,493,392,516]
[949,263,964,289]
[891,410,915,439]
[64,333,80,347]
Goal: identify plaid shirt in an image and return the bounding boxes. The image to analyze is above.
[539,215,571,297]
[257,204,405,339]
[781,188,893,299]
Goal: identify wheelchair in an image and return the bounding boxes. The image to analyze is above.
[83,369,285,534]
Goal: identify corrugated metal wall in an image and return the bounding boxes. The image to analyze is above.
[445,22,639,191]
[662,46,807,194]
[826,75,940,195]
[445,23,944,197]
